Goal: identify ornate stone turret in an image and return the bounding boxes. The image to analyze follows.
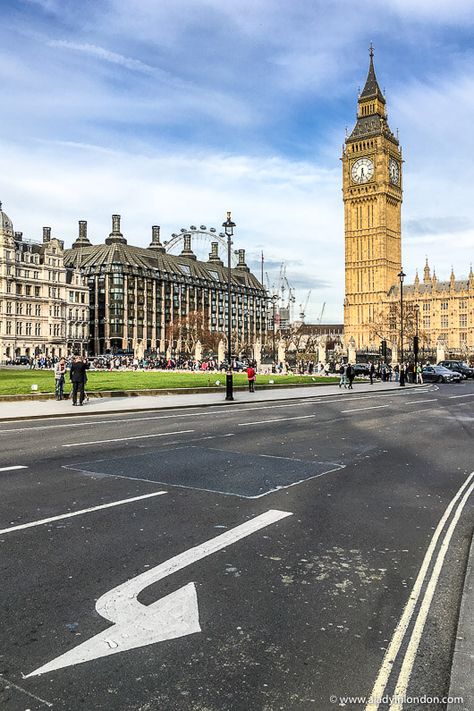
[469,265,474,289]
[43,226,51,243]
[105,214,127,245]
[180,233,196,260]
[0,202,14,239]
[414,270,420,290]
[359,43,386,109]
[423,258,431,284]
[148,225,165,252]
[432,269,438,288]
[208,241,223,265]
[72,220,92,249]
[450,266,456,289]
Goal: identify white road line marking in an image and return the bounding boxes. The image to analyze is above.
[238,415,315,426]
[388,476,474,711]
[449,393,474,399]
[0,403,307,434]
[341,405,389,413]
[0,674,53,707]
[0,491,167,536]
[365,470,474,711]
[26,509,293,677]
[62,429,194,447]
[0,465,28,472]
[405,399,438,404]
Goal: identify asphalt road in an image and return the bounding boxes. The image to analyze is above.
[0,382,473,711]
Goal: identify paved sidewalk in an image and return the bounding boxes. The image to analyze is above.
[448,532,474,711]
[0,380,424,421]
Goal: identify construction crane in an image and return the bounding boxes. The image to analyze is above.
[299,290,312,323]
[317,302,326,325]
[284,277,296,322]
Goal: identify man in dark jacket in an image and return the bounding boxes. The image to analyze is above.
[70,356,89,406]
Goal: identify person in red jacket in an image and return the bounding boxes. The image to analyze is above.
[246,364,256,392]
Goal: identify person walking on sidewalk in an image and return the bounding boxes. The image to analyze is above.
[54,357,66,400]
[246,364,256,392]
[369,361,375,385]
[70,355,88,406]
[339,363,346,388]
[346,363,354,389]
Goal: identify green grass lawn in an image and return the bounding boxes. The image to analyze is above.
[0,368,339,396]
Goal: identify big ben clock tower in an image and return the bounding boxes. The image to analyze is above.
[342,46,402,349]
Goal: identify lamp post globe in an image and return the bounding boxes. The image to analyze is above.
[223,212,236,401]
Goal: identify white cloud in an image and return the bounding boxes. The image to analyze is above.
[0,139,342,322]
[47,41,156,74]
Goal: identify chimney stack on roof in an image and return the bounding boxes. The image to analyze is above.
[14,231,23,241]
[208,241,223,265]
[43,226,51,243]
[180,233,196,260]
[236,248,250,272]
[73,220,92,249]
[105,214,127,245]
[148,225,165,252]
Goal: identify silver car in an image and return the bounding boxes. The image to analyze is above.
[422,365,462,383]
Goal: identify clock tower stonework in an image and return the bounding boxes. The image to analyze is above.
[343,48,402,349]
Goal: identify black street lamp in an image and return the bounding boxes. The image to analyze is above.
[271,294,278,363]
[414,303,420,380]
[223,211,236,401]
[398,269,406,387]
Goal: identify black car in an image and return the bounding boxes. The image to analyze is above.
[437,360,474,379]
[353,363,370,376]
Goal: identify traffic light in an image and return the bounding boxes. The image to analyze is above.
[381,340,387,359]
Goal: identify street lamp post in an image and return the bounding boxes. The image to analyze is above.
[398,269,406,387]
[223,211,236,401]
[414,303,420,380]
[272,295,278,364]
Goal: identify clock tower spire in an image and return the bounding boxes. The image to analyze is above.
[342,46,403,350]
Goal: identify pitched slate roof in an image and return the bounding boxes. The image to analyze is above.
[64,242,265,292]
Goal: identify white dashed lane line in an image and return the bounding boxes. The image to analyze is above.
[0,491,167,536]
[340,405,389,414]
[0,465,28,472]
[405,399,438,405]
[238,415,315,426]
[62,429,195,448]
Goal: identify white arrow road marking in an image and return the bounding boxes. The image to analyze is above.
[25,508,292,677]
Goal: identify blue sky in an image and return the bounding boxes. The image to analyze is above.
[1,0,474,322]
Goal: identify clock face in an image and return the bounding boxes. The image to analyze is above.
[351,157,374,184]
[389,157,400,185]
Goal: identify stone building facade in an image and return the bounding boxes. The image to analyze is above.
[0,203,89,362]
[343,50,474,357]
[64,215,267,358]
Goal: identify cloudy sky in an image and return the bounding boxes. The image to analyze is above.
[1,0,474,322]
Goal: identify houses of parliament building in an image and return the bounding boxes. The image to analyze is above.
[343,48,474,357]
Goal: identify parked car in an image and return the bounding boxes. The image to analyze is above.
[422,365,462,383]
[352,363,370,376]
[437,360,474,379]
